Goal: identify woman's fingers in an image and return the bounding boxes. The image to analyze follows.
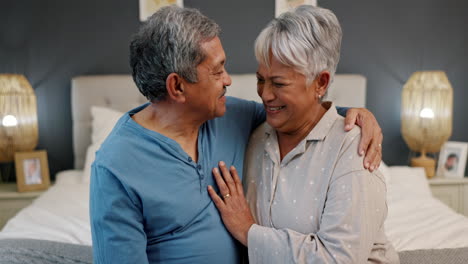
[212,166,230,197]
[207,185,225,209]
[208,163,255,247]
[218,161,237,195]
[363,131,383,172]
[212,162,243,201]
[230,166,244,196]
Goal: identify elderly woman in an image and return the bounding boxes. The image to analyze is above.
[207,5,399,264]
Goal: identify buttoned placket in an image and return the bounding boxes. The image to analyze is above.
[264,134,279,228]
[187,155,205,192]
[264,132,310,228]
[196,129,206,192]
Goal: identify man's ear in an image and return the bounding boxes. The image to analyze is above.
[316,71,330,96]
[166,73,186,103]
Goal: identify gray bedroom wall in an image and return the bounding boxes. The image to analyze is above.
[1,0,467,180]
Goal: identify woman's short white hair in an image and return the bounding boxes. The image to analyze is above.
[255,5,342,85]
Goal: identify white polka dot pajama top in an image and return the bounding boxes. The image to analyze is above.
[244,103,399,264]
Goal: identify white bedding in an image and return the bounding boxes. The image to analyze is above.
[0,170,91,245]
[384,166,468,251]
[2,165,468,251]
[387,196,468,250]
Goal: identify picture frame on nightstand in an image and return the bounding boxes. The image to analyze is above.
[14,150,50,192]
[437,141,468,178]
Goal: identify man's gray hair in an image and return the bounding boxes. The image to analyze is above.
[254,5,342,85]
[130,6,221,102]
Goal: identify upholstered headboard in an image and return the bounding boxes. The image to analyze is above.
[71,74,366,169]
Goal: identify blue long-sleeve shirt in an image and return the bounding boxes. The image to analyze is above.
[90,97,264,264]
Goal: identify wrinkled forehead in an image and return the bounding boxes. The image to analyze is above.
[199,37,226,68]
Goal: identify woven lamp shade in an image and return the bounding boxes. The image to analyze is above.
[0,74,39,162]
[401,71,453,177]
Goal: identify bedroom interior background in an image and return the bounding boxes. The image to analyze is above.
[0,75,39,182]
[0,0,467,180]
[401,71,453,178]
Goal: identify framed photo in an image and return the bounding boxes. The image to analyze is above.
[275,0,317,17]
[14,150,50,192]
[437,141,468,178]
[139,0,184,21]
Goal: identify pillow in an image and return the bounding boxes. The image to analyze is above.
[82,106,124,183]
[82,143,100,184]
[387,166,432,202]
[91,106,124,145]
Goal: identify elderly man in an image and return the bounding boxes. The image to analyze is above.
[90,6,383,264]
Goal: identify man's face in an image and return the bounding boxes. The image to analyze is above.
[183,37,231,121]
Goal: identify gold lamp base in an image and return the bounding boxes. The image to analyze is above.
[411,153,436,178]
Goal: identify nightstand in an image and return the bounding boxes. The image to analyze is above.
[0,184,44,229]
[429,177,468,217]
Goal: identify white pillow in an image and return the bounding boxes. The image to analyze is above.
[82,106,124,183]
[91,106,124,145]
[387,166,432,202]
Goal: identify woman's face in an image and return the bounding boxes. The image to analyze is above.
[256,56,324,134]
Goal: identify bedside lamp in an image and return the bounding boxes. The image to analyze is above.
[0,74,39,163]
[401,71,453,178]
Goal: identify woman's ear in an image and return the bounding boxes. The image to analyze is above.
[166,73,186,103]
[316,71,330,97]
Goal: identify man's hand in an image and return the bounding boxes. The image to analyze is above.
[344,108,383,172]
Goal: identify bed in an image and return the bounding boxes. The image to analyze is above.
[1,74,468,263]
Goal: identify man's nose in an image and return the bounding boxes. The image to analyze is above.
[224,72,232,87]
